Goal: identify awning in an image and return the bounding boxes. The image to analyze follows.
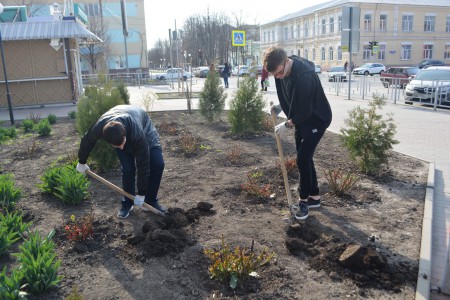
[0,19,102,43]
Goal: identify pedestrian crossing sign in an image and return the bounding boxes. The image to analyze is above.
[232,30,246,47]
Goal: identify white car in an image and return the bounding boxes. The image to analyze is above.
[315,65,322,73]
[232,65,249,76]
[352,63,386,76]
[328,66,347,82]
[153,68,192,81]
[404,66,450,106]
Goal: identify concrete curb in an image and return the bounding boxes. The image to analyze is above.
[416,162,435,300]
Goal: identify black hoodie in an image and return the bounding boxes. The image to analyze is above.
[274,55,332,135]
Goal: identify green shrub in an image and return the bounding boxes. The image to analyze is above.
[13,230,63,294]
[0,174,22,212]
[0,126,17,144]
[228,77,266,134]
[36,119,51,136]
[198,70,227,122]
[116,82,130,105]
[22,119,35,133]
[68,111,77,119]
[0,226,20,256]
[76,84,126,171]
[38,165,90,205]
[0,266,27,300]
[0,211,32,240]
[340,94,398,174]
[47,113,57,124]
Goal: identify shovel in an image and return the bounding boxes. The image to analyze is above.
[270,101,295,224]
[85,169,166,217]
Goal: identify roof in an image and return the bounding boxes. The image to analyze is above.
[0,19,102,43]
[263,0,450,25]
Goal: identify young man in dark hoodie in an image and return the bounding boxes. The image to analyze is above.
[76,105,167,219]
[263,46,332,221]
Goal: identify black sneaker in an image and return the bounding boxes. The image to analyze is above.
[117,205,133,219]
[307,197,321,208]
[142,201,168,214]
[294,201,309,220]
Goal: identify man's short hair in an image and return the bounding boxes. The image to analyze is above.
[103,121,125,146]
[263,46,287,73]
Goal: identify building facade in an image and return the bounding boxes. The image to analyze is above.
[2,0,148,74]
[260,0,450,70]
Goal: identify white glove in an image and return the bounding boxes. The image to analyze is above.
[134,195,145,207]
[275,122,289,134]
[76,163,90,174]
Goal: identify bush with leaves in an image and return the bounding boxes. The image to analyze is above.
[0,266,27,300]
[0,173,22,212]
[198,70,227,122]
[116,82,130,104]
[0,126,17,144]
[68,111,77,119]
[0,226,20,256]
[36,119,51,136]
[13,230,63,294]
[76,83,127,171]
[21,119,35,133]
[228,77,266,134]
[47,113,57,124]
[340,94,398,174]
[38,164,90,205]
[0,211,32,240]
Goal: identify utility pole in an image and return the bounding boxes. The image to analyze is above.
[120,0,129,73]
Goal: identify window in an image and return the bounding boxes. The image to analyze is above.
[363,45,371,60]
[446,16,450,32]
[321,47,325,61]
[377,44,385,60]
[264,32,266,43]
[291,26,294,39]
[313,48,316,60]
[322,19,326,35]
[298,49,301,56]
[445,44,450,59]
[337,46,342,60]
[313,21,316,36]
[423,44,433,59]
[285,27,288,40]
[330,17,334,33]
[329,47,334,61]
[84,3,100,16]
[380,14,387,31]
[338,15,342,32]
[401,44,412,60]
[364,14,372,31]
[305,48,308,60]
[272,30,275,41]
[304,22,309,37]
[424,16,435,32]
[402,15,413,32]
[297,25,301,38]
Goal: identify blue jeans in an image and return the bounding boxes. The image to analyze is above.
[295,128,325,199]
[223,76,229,87]
[115,146,165,208]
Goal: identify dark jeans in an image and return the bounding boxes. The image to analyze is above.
[261,79,267,91]
[116,146,165,208]
[223,76,229,87]
[295,128,325,199]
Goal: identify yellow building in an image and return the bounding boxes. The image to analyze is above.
[260,0,450,70]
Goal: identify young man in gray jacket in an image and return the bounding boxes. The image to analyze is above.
[263,46,332,221]
[76,105,167,218]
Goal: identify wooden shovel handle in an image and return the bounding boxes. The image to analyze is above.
[270,103,294,209]
[85,169,166,217]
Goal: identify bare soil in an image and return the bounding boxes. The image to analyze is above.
[0,111,428,299]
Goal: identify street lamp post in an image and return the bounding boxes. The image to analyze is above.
[0,3,14,125]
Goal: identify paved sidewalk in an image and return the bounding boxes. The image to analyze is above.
[1,82,449,298]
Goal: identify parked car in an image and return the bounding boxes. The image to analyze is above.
[232,65,249,76]
[315,65,322,73]
[194,66,209,78]
[404,66,450,106]
[380,67,420,88]
[417,59,445,69]
[327,66,347,81]
[352,63,386,76]
[153,68,192,81]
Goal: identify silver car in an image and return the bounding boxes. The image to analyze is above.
[352,63,386,76]
[404,66,450,106]
[328,66,347,82]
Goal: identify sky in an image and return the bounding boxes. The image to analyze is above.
[144,0,328,48]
